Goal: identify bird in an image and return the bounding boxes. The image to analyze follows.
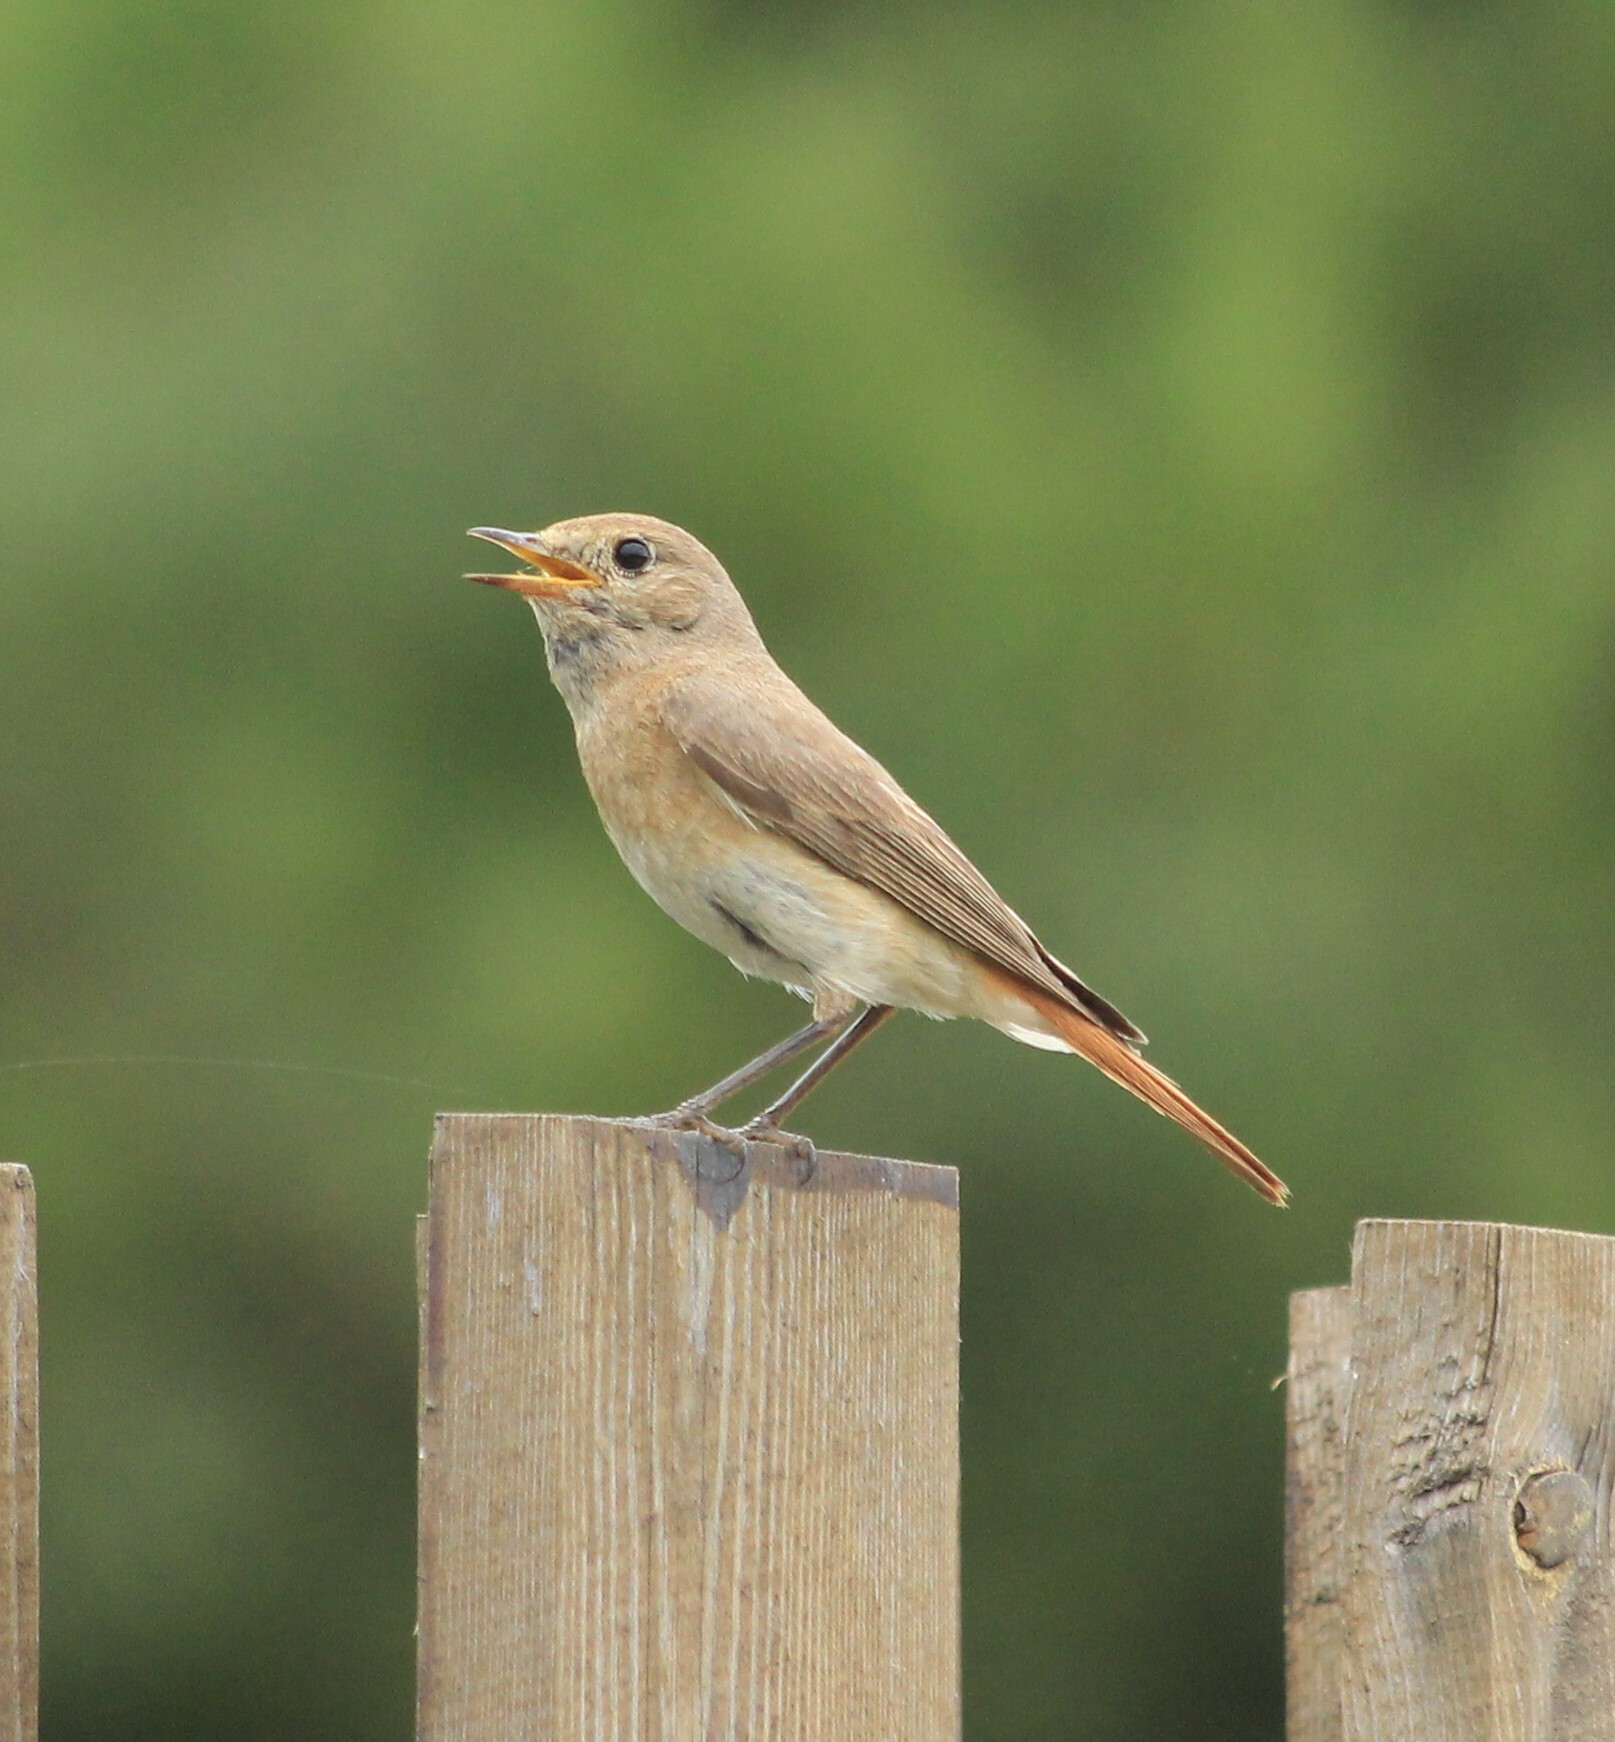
[466,513,1287,1205]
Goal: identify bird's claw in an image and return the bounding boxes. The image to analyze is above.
[738,1119,818,1182]
[645,1105,749,1158]
[643,1107,816,1183]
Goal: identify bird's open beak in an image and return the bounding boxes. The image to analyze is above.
[465,527,602,598]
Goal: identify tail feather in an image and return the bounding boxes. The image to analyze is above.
[1014,981,1288,1206]
[1033,941,1148,1045]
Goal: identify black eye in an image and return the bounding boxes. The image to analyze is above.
[614,536,653,574]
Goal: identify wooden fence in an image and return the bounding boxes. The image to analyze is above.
[1288,1219,1615,1741]
[3,1130,1614,1737]
[0,1166,38,1742]
[417,1115,961,1739]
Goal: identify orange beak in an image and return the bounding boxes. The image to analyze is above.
[465,527,602,598]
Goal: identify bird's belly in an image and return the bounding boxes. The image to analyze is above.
[603,811,979,1016]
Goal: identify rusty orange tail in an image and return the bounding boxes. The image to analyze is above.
[1016,982,1288,1205]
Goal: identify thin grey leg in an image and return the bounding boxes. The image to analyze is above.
[645,1011,858,1151]
[740,1004,896,1140]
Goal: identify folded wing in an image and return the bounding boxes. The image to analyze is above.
[661,666,1146,1046]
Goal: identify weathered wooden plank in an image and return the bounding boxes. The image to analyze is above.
[0,1166,39,1742]
[1286,1285,1352,1742]
[417,1114,960,1742]
[1292,1218,1615,1742]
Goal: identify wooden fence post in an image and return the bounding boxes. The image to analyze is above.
[0,1166,39,1742]
[1287,1218,1615,1741]
[417,1114,960,1741]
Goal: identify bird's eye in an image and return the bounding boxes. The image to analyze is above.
[614,536,653,574]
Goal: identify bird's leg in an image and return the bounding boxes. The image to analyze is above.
[645,1011,857,1152]
[739,1004,896,1168]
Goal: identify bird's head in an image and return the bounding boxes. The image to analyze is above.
[466,511,758,656]
[465,512,767,707]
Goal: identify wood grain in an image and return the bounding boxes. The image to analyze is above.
[1287,1219,1615,1741]
[417,1115,960,1742]
[1286,1286,1352,1742]
[0,1167,38,1742]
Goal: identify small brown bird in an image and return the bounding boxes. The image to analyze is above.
[467,513,1286,1204]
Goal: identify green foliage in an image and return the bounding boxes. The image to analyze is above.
[3,0,1613,1734]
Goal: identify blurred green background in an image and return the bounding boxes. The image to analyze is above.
[4,0,1613,1734]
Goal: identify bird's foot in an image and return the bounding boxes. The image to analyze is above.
[737,1119,818,1183]
[644,1105,749,1159]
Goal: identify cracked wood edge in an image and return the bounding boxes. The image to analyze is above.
[1286,1284,1352,1742]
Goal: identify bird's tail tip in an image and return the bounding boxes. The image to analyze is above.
[1016,982,1289,1206]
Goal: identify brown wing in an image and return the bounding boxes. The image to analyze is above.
[660,665,1145,1045]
